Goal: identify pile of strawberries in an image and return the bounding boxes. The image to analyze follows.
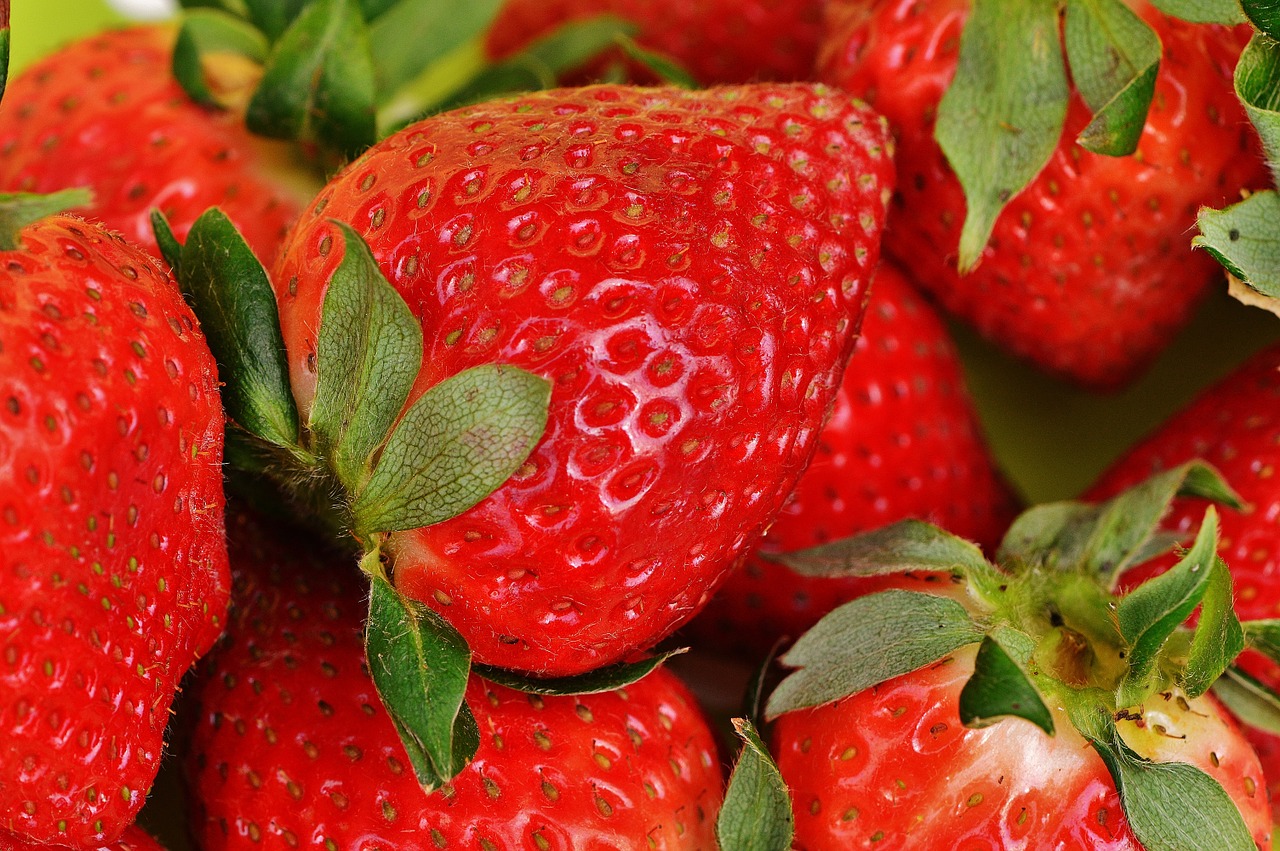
[5,1,1280,849]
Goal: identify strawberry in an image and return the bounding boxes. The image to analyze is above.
[817,0,1267,388]
[0,197,229,848]
[484,0,826,85]
[0,25,316,263]
[686,261,1019,657]
[744,466,1277,850]
[260,83,894,676]
[3,825,168,851]
[186,506,724,850]
[1086,343,1280,816]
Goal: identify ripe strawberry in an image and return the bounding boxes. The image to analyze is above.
[1086,343,1280,815]
[484,0,826,85]
[186,507,724,850]
[267,83,895,675]
[3,825,168,851]
[687,261,1019,656]
[0,203,229,848]
[0,25,316,263]
[817,0,1266,388]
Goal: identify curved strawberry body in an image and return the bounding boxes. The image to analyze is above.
[773,644,1270,849]
[0,216,228,846]
[818,0,1266,388]
[0,26,314,263]
[3,825,168,851]
[187,509,723,850]
[485,0,825,85]
[688,262,1019,655]
[270,84,894,675]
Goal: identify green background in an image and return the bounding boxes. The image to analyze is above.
[11,0,1280,845]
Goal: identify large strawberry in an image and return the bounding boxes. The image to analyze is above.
[1086,342,1280,815]
[737,465,1277,850]
[186,506,724,850]
[484,0,825,85]
[0,196,228,847]
[256,83,894,677]
[0,25,315,263]
[686,260,1019,657]
[4,825,169,851]
[817,0,1267,388]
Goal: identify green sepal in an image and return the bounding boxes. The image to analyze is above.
[1243,0,1280,41]
[1147,0,1244,24]
[615,34,699,88]
[997,501,1099,570]
[1196,191,1280,299]
[1116,509,1223,707]
[1080,708,1256,851]
[1212,665,1280,736]
[310,222,421,493]
[242,0,311,43]
[768,519,995,581]
[1184,555,1244,698]
[0,189,94,251]
[473,649,685,696]
[246,0,377,160]
[935,0,1069,271]
[350,363,551,535]
[163,208,300,450]
[959,632,1055,735]
[1233,34,1280,179]
[365,567,477,790]
[0,4,9,106]
[359,0,399,21]
[765,590,983,718]
[717,718,794,851]
[367,0,505,100]
[173,8,271,108]
[150,210,184,275]
[1242,618,1280,664]
[1064,0,1161,155]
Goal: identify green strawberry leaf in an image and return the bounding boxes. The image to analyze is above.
[765,590,983,718]
[1184,555,1243,697]
[359,0,399,20]
[0,189,94,251]
[310,222,422,494]
[350,363,551,535]
[1082,709,1256,851]
[1064,0,1161,156]
[1243,0,1280,41]
[615,34,699,88]
[365,568,477,789]
[769,519,994,579]
[1242,618,1280,663]
[935,0,1069,271]
[151,210,185,275]
[161,208,300,451]
[1234,34,1280,177]
[959,631,1055,735]
[1196,191,1280,300]
[717,718,794,851]
[247,0,377,159]
[472,649,686,696]
[1146,0,1244,24]
[1212,665,1280,736]
[997,501,1100,571]
[1115,509,1222,707]
[173,8,270,108]
[0,3,9,104]
[367,0,504,100]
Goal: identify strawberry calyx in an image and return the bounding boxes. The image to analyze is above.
[0,189,94,250]
[722,461,1278,851]
[0,0,9,104]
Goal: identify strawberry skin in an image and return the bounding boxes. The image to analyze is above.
[687,261,1019,655]
[485,0,825,85]
[0,216,228,847]
[2,825,168,851]
[818,0,1267,388]
[270,84,894,675]
[772,642,1271,849]
[1087,343,1280,814]
[187,508,723,850]
[0,26,314,264]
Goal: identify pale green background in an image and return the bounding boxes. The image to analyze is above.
[11,1,1280,846]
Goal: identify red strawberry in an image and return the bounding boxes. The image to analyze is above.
[773,642,1270,849]
[687,261,1019,656]
[267,83,895,675]
[0,203,229,848]
[2,825,168,851]
[817,0,1266,388]
[485,0,825,85]
[186,507,724,850]
[1087,343,1280,815]
[0,26,316,264]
